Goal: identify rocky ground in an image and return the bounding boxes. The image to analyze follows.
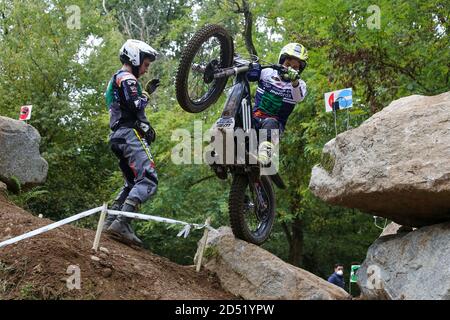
[0,192,235,300]
[310,91,450,300]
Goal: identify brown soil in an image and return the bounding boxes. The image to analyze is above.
[0,193,235,300]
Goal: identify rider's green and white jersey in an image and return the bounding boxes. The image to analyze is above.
[253,68,307,128]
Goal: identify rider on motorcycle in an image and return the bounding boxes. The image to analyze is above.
[248,43,308,165]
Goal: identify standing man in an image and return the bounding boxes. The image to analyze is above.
[104,39,161,246]
[328,263,346,290]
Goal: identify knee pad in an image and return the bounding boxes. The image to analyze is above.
[261,118,281,130]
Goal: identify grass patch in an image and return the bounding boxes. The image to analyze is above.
[320,152,335,174]
[203,246,219,260]
[19,283,40,300]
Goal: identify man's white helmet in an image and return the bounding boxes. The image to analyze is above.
[119,39,158,67]
[278,43,308,74]
[278,43,308,64]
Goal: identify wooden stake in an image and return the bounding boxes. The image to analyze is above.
[92,203,108,251]
[196,217,211,272]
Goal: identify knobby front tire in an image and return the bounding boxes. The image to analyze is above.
[175,24,234,113]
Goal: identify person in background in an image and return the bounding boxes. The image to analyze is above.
[328,263,346,290]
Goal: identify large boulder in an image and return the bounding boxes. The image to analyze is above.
[357,222,450,300]
[194,227,351,300]
[0,116,48,190]
[309,92,450,227]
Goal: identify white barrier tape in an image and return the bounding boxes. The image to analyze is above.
[107,209,216,237]
[177,224,191,238]
[0,206,103,249]
[0,205,215,249]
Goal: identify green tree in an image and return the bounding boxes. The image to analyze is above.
[1,0,447,282]
[0,0,122,218]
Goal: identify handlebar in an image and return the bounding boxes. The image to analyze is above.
[213,65,250,79]
[213,63,290,79]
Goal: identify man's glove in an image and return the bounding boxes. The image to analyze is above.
[142,91,151,100]
[145,78,160,95]
[135,121,156,144]
[145,126,156,144]
[246,62,262,82]
[282,67,300,82]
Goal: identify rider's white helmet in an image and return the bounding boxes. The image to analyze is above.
[119,39,158,67]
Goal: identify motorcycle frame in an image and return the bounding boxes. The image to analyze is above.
[209,67,262,182]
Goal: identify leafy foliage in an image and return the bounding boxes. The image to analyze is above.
[0,0,448,286]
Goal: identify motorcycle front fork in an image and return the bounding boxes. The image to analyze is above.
[247,180,268,213]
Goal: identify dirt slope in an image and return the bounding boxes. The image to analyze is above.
[0,193,235,300]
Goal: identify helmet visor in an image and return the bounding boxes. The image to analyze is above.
[142,51,156,63]
[298,60,307,73]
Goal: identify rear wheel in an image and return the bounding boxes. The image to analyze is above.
[175,24,234,113]
[229,174,275,245]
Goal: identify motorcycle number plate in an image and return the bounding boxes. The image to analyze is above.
[214,117,235,129]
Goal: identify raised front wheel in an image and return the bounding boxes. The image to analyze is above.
[175,24,234,113]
